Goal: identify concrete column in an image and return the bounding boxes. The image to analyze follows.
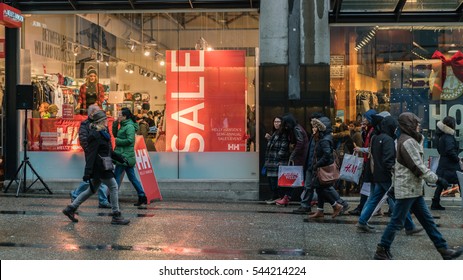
[301,0,330,64]
[288,0,301,100]
[259,0,288,65]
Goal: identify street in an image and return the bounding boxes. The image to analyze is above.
[0,193,462,260]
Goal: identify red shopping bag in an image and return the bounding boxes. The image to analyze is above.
[278,165,304,187]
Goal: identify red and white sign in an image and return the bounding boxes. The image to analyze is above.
[165,50,246,152]
[134,135,162,202]
[0,3,23,28]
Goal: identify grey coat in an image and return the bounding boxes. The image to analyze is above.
[264,131,290,177]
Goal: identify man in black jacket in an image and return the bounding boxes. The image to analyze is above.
[356,115,421,234]
[69,104,111,208]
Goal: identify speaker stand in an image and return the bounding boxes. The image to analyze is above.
[4,109,52,196]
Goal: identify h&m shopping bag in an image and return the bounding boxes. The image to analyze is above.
[278,165,304,187]
[339,153,364,184]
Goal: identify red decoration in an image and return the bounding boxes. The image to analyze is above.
[431,50,463,83]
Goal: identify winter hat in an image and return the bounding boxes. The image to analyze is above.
[87,66,97,76]
[311,118,326,132]
[363,109,377,123]
[92,110,107,123]
[87,104,100,119]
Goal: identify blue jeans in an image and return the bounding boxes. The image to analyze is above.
[359,182,416,231]
[379,196,448,250]
[114,165,146,197]
[300,169,317,208]
[71,181,110,205]
[71,177,120,213]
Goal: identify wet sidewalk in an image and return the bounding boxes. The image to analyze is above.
[0,193,462,260]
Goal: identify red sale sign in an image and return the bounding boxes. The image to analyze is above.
[134,135,162,202]
[165,50,246,152]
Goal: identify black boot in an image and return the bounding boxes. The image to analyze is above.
[62,205,78,222]
[431,199,445,210]
[134,196,147,206]
[111,211,130,225]
[438,246,463,260]
[374,245,393,260]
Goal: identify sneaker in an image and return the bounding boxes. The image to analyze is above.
[405,227,423,236]
[98,203,112,209]
[356,223,376,233]
[62,205,78,222]
[340,204,350,215]
[292,206,311,214]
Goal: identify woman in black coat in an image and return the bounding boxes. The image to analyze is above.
[432,116,461,210]
[62,110,130,225]
[308,117,344,219]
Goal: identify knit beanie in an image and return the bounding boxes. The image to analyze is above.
[311,118,326,132]
[92,110,107,123]
[87,66,97,76]
[87,104,101,119]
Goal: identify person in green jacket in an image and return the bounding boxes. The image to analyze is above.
[113,108,147,206]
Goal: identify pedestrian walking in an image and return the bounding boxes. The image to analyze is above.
[374,112,462,260]
[432,116,462,210]
[62,110,130,225]
[308,117,344,219]
[274,113,309,206]
[263,116,290,203]
[69,104,111,208]
[356,115,422,235]
[112,108,148,206]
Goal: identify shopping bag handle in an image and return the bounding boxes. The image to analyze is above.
[288,160,295,166]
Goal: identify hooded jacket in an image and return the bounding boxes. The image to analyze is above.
[312,117,335,169]
[394,112,437,199]
[370,116,397,183]
[112,118,139,167]
[282,114,309,167]
[435,121,461,183]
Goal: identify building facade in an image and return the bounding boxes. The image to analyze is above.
[2,0,462,200]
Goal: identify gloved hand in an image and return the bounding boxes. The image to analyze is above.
[436,177,450,189]
[83,174,91,182]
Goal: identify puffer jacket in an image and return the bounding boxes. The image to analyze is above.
[394,113,437,199]
[436,121,461,184]
[112,118,139,167]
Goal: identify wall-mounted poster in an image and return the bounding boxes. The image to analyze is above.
[165,50,246,152]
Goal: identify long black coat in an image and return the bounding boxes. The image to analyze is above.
[84,128,124,180]
[370,116,397,183]
[436,122,461,184]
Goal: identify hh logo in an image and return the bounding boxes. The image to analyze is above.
[228,144,240,151]
[136,149,151,170]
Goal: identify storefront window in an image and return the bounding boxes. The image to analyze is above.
[22,12,259,153]
[331,25,463,150]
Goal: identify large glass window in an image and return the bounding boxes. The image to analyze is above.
[22,12,259,179]
[331,25,463,151]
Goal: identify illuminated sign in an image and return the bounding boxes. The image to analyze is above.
[0,3,23,28]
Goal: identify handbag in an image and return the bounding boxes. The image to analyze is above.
[317,162,340,185]
[99,155,114,171]
[278,165,304,187]
[339,153,364,184]
[315,143,340,186]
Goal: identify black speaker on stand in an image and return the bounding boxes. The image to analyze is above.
[4,85,52,196]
